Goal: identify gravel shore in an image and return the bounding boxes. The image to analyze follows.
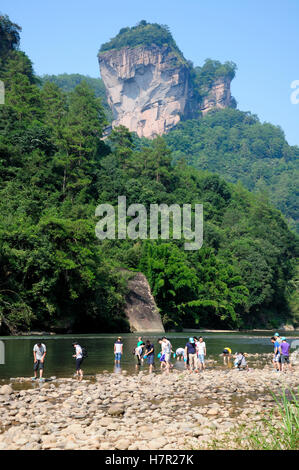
[0,359,298,450]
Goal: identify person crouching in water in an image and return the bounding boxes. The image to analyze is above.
[223,347,232,366]
[72,342,83,380]
[134,342,144,369]
[234,352,248,371]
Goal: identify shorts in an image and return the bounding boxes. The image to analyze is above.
[76,358,83,371]
[147,355,154,365]
[135,355,141,366]
[115,353,122,361]
[34,360,44,371]
[274,354,281,363]
[197,354,205,364]
[223,350,230,355]
[188,353,197,369]
[281,355,290,364]
[164,353,171,362]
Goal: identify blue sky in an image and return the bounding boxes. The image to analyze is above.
[1,0,298,145]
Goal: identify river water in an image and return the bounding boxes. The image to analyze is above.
[0,331,298,380]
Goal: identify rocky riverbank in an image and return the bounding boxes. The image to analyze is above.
[0,363,298,450]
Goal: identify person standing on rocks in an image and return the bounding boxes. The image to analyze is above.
[114,337,123,365]
[273,332,282,344]
[72,342,83,380]
[32,342,46,382]
[279,337,293,373]
[184,338,197,372]
[271,336,281,372]
[196,336,206,372]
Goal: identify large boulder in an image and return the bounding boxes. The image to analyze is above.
[124,272,164,332]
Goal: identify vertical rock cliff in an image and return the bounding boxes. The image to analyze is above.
[200,76,234,115]
[99,45,193,139]
[98,22,236,138]
[124,272,165,332]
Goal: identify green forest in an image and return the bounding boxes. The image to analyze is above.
[99,20,185,58]
[165,109,299,232]
[0,15,298,335]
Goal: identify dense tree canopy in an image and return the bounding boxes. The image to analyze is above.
[166,108,299,232]
[99,20,185,61]
[0,14,298,334]
[39,74,113,122]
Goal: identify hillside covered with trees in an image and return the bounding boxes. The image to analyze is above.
[0,14,298,334]
[165,109,299,232]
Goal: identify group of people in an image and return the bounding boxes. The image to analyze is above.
[31,332,294,382]
[271,332,293,372]
[131,336,207,374]
[222,347,248,370]
[32,341,85,382]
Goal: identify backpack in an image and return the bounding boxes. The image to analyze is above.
[81,346,88,358]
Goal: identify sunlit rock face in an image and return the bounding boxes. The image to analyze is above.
[99,45,234,138]
[124,272,165,333]
[99,45,194,138]
[200,77,234,115]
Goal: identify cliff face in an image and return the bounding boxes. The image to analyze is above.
[200,77,233,115]
[99,45,193,139]
[99,45,234,138]
[124,272,165,332]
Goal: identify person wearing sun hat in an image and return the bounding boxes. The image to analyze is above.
[184,337,197,371]
[279,337,293,372]
[274,332,282,343]
[271,336,281,371]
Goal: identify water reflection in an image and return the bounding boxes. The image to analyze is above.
[113,363,122,374]
[0,331,298,380]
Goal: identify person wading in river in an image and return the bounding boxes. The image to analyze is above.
[144,340,155,374]
[114,337,123,365]
[161,336,173,373]
[72,342,84,380]
[32,342,46,382]
[223,347,232,365]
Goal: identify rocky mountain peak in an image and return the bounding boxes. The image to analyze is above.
[98,22,236,138]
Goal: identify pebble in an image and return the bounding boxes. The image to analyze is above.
[0,365,298,450]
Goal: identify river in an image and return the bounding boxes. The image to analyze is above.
[0,331,298,380]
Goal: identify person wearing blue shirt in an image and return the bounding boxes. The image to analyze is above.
[271,336,281,372]
[184,338,197,371]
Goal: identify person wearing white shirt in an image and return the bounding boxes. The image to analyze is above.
[33,342,46,381]
[114,337,123,365]
[72,342,83,379]
[196,337,206,371]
